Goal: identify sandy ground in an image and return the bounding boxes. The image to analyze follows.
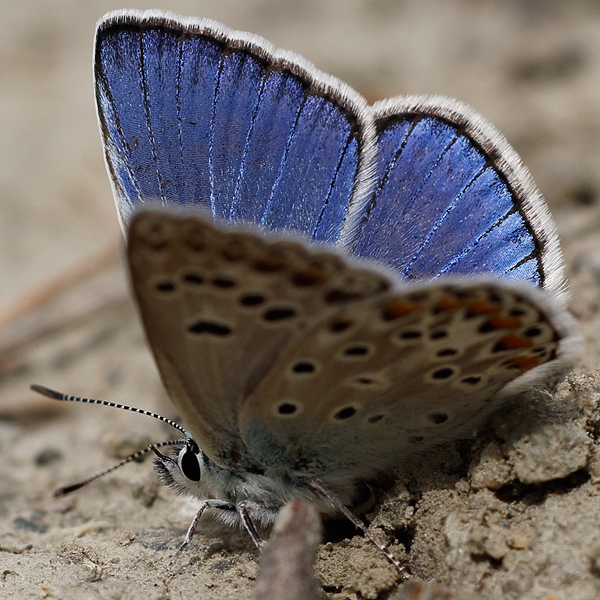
[2,1,600,598]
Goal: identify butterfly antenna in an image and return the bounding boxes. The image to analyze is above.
[30,384,189,436]
[54,439,183,497]
[311,479,408,579]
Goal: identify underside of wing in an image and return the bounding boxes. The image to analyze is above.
[239,279,579,482]
[127,209,391,470]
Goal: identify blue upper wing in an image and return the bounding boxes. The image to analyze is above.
[94,10,374,244]
[95,11,565,299]
[344,97,566,299]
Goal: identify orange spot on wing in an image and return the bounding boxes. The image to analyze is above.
[508,356,540,370]
[499,334,533,349]
[382,301,422,320]
[433,296,463,312]
[487,316,522,330]
[466,300,500,316]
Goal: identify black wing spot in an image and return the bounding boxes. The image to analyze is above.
[240,294,265,307]
[398,329,422,340]
[334,406,356,420]
[325,289,360,303]
[430,329,447,340]
[428,412,449,424]
[253,255,285,273]
[277,402,298,416]
[329,320,353,333]
[212,276,236,288]
[343,345,370,357]
[183,272,204,285]
[432,367,455,379]
[368,414,384,423]
[524,326,543,338]
[188,321,232,336]
[292,271,324,286]
[437,348,458,357]
[155,281,176,292]
[263,308,297,321]
[292,361,316,374]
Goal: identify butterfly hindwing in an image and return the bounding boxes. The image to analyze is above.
[345,97,566,300]
[95,10,374,243]
[239,278,577,479]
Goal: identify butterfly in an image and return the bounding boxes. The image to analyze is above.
[33,8,580,574]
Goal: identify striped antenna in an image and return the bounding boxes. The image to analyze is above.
[54,439,184,497]
[30,384,190,496]
[30,384,188,435]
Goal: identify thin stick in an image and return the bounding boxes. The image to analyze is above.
[0,240,120,329]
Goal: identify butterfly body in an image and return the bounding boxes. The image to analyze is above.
[153,439,323,527]
[90,9,581,544]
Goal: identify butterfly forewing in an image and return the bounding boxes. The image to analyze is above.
[95,11,374,243]
[127,210,391,468]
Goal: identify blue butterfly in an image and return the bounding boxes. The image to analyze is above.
[34,9,581,574]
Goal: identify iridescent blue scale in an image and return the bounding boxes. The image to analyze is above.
[96,16,368,244]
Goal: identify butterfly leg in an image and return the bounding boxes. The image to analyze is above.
[162,499,236,583]
[237,500,265,549]
[311,479,408,579]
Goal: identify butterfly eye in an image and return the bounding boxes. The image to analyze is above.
[180,448,201,482]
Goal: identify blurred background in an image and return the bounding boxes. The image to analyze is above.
[2,2,600,597]
[1,0,600,310]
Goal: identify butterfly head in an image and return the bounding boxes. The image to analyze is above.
[153,438,208,495]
